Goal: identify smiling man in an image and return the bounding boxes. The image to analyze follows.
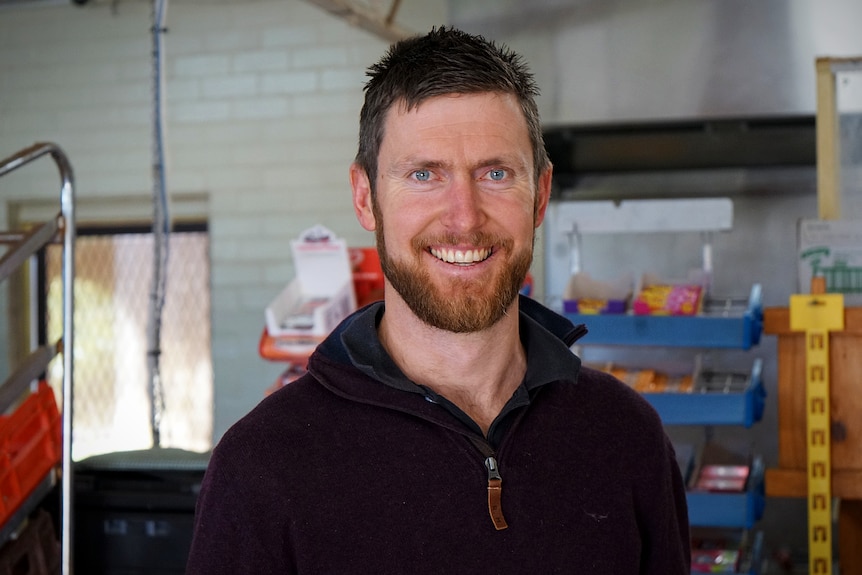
[349,90,547,433]
[187,27,691,575]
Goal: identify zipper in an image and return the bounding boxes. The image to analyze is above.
[468,436,508,530]
[484,455,508,530]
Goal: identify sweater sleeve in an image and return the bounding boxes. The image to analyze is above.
[186,431,294,575]
[639,435,692,574]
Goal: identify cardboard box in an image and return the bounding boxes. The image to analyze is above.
[265,225,357,340]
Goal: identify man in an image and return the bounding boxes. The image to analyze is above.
[187,27,690,574]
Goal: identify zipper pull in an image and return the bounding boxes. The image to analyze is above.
[484,456,508,530]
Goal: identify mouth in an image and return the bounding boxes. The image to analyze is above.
[429,247,492,265]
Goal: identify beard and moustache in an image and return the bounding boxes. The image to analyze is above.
[372,202,535,334]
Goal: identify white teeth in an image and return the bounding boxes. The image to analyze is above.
[430,247,491,264]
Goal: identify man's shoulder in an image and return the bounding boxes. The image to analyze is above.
[215,374,330,453]
[575,364,665,423]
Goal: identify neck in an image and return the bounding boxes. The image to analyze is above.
[378,293,526,435]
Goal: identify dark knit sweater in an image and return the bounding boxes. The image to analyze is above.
[186,297,690,574]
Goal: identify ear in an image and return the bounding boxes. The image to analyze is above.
[350,162,377,232]
[533,164,553,227]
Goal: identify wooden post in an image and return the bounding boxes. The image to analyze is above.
[815,58,841,220]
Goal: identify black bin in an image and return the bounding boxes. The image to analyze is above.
[73,448,209,575]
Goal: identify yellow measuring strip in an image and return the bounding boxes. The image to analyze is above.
[790,279,844,575]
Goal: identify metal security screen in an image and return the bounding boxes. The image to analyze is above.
[45,228,212,461]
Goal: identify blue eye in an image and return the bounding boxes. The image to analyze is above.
[413,170,431,181]
[489,169,506,181]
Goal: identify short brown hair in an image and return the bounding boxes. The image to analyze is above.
[356,26,550,193]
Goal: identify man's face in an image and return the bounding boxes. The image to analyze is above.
[351,92,552,333]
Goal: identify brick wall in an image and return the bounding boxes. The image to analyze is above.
[0,0,443,442]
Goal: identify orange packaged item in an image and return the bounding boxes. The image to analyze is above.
[632,284,703,316]
[258,328,319,366]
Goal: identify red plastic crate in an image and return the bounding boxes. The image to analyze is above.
[0,382,61,530]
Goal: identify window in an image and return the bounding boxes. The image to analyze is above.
[44,224,212,461]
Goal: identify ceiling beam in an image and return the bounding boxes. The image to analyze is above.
[304,0,414,43]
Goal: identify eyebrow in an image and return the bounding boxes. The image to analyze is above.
[388,156,528,175]
[387,157,445,172]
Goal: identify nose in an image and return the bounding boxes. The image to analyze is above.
[441,176,486,232]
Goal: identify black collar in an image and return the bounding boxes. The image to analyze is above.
[340,297,582,396]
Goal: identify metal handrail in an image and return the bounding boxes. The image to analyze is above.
[0,142,75,575]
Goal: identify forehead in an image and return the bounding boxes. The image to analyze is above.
[388,91,525,123]
[380,92,531,155]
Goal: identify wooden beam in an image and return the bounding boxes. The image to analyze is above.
[816,57,862,220]
[303,0,414,43]
[766,468,862,499]
[816,57,841,220]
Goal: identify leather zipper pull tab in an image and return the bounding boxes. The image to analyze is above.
[485,456,508,530]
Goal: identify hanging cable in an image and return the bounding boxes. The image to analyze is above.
[147,0,170,448]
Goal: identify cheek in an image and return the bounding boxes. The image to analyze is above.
[376,203,418,248]
[383,199,429,232]
[500,196,538,228]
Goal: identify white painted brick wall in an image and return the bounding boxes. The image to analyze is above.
[233,50,289,73]
[260,71,318,94]
[0,0,445,442]
[174,54,231,77]
[0,1,846,557]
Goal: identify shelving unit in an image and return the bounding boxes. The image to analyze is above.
[642,359,765,429]
[567,306,767,574]
[565,285,763,350]
[544,197,765,574]
[764,306,862,570]
[0,142,75,574]
[760,55,862,575]
[686,455,764,529]
[568,309,767,519]
[259,246,384,395]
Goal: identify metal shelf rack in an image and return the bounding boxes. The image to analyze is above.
[0,142,75,574]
